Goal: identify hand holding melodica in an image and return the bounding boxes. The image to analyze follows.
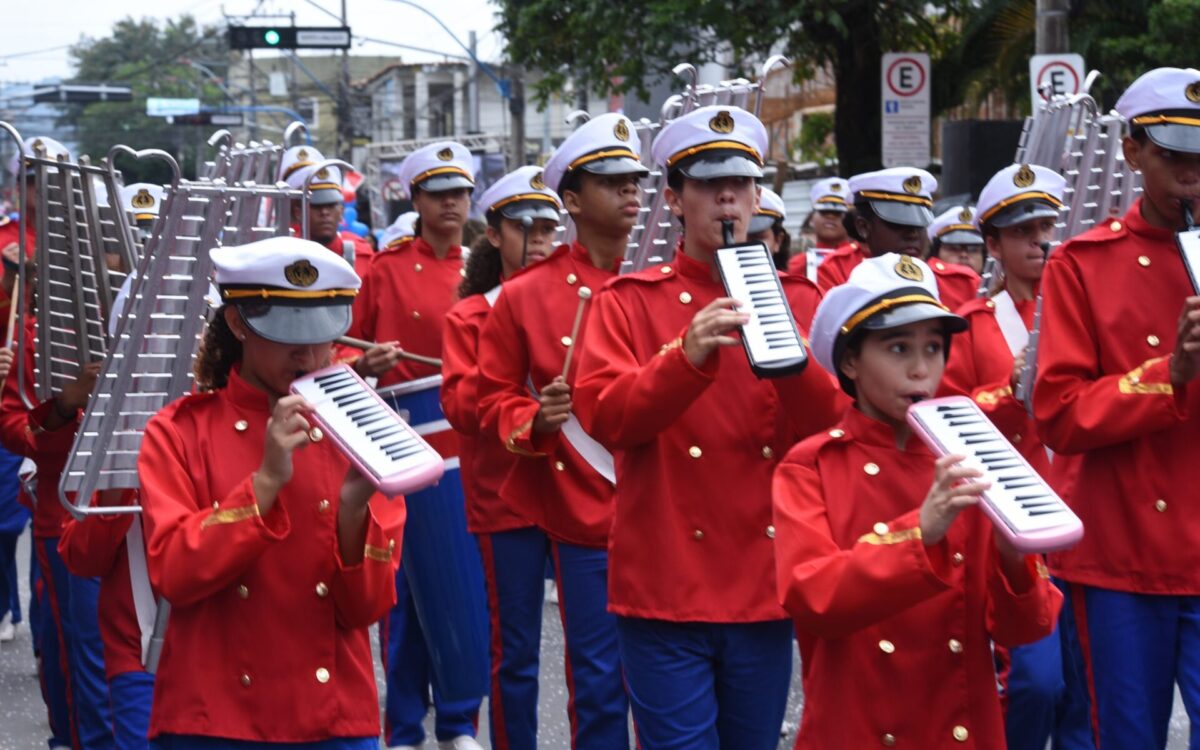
[919,454,991,546]
[254,394,316,513]
[683,296,749,368]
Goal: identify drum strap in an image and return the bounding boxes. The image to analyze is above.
[341,239,356,266]
[992,290,1029,356]
[484,284,502,306]
[125,516,158,666]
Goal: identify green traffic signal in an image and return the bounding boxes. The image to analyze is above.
[263,29,281,46]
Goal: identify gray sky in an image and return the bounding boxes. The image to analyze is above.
[1,0,504,84]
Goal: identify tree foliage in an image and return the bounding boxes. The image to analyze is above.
[65,16,228,182]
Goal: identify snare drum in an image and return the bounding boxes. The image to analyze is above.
[378,375,489,701]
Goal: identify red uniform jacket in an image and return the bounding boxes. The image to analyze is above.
[137,368,403,742]
[574,251,847,621]
[0,218,34,326]
[442,292,531,534]
[941,293,1051,475]
[292,226,375,279]
[476,242,617,548]
[815,240,865,292]
[0,320,80,539]
[773,407,1062,749]
[58,509,143,679]
[350,237,463,387]
[1033,201,1200,593]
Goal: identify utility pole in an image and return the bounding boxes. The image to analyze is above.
[1036,0,1070,54]
[509,65,526,169]
[248,50,259,141]
[468,31,480,133]
[337,0,353,159]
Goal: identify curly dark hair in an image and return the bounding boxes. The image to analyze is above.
[193,305,242,391]
[457,226,503,299]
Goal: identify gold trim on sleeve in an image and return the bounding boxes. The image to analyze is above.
[1118,357,1174,395]
[200,504,261,529]
[975,385,1013,406]
[364,544,393,563]
[857,527,923,545]
[657,337,683,357]
[505,419,546,457]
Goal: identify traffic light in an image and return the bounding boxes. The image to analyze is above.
[228,26,351,50]
[228,26,297,50]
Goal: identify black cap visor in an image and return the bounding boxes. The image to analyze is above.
[237,302,352,345]
[938,229,984,245]
[862,301,968,334]
[578,155,650,178]
[678,152,763,180]
[870,200,934,228]
[498,199,562,223]
[988,199,1060,229]
[416,173,475,193]
[1144,121,1200,155]
[748,214,779,235]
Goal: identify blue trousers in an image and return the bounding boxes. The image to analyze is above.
[109,671,154,750]
[476,527,549,750]
[1060,583,1200,749]
[0,528,21,623]
[68,573,116,750]
[381,561,480,746]
[151,736,378,749]
[550,540,629,750]
[36,537,75,749]
[617,617,792,750]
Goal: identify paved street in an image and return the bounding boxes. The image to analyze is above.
[0,527,1188,749]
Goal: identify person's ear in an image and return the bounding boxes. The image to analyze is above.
[1122,135,1143,172]
[839,349,860,385]
[854,214,871,242]
[485,223,503,249]
[562,189,583,217]
[664,185,684,219]
[223,306,249,342]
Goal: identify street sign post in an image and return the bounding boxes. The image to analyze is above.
[1029,54,1086,102]
[881,52,931,168]
[228,26,352,50]
[146,98,201,117]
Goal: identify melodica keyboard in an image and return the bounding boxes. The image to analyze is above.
[715,241,808,378]
[291,364,444,497]
[906,396,1082,553]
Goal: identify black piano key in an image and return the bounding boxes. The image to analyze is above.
[334,392,370,406]
[314,371,351,384]
[1028,509,1065,517]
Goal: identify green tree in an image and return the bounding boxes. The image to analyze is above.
[495,0,973,176]
[65,16,228,182]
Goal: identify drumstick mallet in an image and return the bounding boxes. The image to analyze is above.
[335,335,443,368]
[519,215,533,268]
[561,286,592,379]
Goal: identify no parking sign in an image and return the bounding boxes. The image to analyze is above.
[881,52,931,167]
[1030,54,1086,102]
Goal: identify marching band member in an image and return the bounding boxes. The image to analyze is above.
[1032,67,1200,748]
[747,186,790,271]
[476,112,648,749]
[790,177,851,281]
[441,165,559,749]
[351,141,484,750]
[573,105,845,750]
[349,141,473,387]
[279,146,374,277]
[0,135,116,750]
[137,237,402,748]
[939,164,1091,748]
[773,253,1062,748]
[825,168,980,309]
[927,205,986,275]
[55,181,171,750]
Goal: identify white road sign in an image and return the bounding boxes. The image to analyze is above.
[1030,54,1086,102]
[881,52,931,168]
[146,98,200,117]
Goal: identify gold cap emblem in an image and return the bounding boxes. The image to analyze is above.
[284,259,319,288]
[131,189,155,209]
[902,175,922,195]
[315,167,330,180]
[613,118,630,142]
[709,110,735,134]
[1013,164,1036,188]
[297,148,309,161]
[437,147,454,161]
[530,171,546,190]
[894,255,924,282]
[31,139,45,155]
[958,207,972,222]
[1187,81,1200,104]
[830,182,841,192]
